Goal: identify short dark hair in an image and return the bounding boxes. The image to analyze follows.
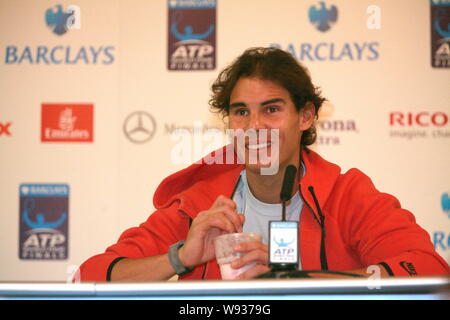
[209,47,325,147]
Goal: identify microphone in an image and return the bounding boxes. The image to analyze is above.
[267,165,299,272]
[280,165,297,221]
[280,165,297,202]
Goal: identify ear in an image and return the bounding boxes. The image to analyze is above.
[299,102,315,131]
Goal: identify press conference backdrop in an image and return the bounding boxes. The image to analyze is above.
[0,0,449,282]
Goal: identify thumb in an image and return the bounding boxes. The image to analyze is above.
[238,213,245,226]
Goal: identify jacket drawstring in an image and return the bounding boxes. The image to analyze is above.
[308,186,328,271]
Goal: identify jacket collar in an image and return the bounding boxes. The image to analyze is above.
[153,145,342,218]
[299,148,341,221]
[153,144,243,217]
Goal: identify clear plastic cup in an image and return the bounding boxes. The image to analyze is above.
[213,232,262,280]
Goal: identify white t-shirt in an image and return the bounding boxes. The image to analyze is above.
[232,166,304,248]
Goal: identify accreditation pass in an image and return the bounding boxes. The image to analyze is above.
[269,221,299,264]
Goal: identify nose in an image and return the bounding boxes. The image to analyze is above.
[248,112,264,130]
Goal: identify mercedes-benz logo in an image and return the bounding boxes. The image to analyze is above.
[123,111,157,144]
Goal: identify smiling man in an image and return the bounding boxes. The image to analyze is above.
[79,47,449,281]
[227,77,313,203]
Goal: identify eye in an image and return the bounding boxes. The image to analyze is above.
[266,106,279,113]
[234,108,249,116]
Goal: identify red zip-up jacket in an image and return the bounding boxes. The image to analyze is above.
[79,148,450,281]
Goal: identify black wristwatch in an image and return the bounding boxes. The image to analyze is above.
[168,240,194,276]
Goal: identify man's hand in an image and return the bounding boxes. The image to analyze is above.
[178,195,245,268]
[231,241,271,279]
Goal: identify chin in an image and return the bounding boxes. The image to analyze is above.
[244,161,281,176]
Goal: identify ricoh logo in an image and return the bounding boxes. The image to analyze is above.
[390,111,449,127]
[389,111,450,139]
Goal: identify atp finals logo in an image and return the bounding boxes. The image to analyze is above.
[168,0,217,70]
[19,184,69,260]
[273,237,296,260]
[430,0,450,68]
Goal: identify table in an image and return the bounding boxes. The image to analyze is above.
[0,277,448,300]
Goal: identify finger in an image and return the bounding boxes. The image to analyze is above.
[191,210,236,235]
[234,241,267,254]
[231,248,268,269]
[215,206,243,233]
[211,195,237,211]
[238,213,245,226]
[205,212,236,234]
[237,265,271,280]
[192,207,241,235]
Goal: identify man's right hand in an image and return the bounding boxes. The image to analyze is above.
[178,195,245,268]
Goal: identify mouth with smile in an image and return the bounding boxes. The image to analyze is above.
[246,141,272,150]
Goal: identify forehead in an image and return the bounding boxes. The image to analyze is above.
[230,77,291,103]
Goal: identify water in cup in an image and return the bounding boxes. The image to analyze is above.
[214,232,262,280]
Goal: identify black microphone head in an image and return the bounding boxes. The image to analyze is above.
[280,165,297,202]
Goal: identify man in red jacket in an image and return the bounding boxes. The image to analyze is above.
[80,47,449,282]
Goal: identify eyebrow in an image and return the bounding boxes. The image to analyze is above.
[229,98,286,109]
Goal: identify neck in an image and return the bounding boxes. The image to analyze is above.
[245,164,301,204]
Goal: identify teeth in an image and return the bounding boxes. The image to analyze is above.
[247,142,271,150]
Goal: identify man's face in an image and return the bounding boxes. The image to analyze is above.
[228,77,313,175]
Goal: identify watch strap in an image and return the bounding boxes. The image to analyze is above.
[168,240,194,276]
